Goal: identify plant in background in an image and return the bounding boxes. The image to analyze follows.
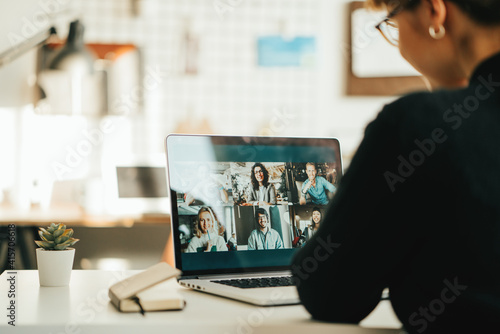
[35,223,79,250]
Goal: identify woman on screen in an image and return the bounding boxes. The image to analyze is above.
[303,207,322,242]
[186,207,227,253]
[245,163,276,206]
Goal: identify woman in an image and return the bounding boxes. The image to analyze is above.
[186,207,227,253]
[292,1,500,333]
[303,207,322,242]
[245,163,276,205]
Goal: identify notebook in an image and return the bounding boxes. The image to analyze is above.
[108,262,184,312]
[165,134,342,306]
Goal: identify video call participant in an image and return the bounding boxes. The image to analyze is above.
[247,208,283,250]
[299,163,336,205]
[245,163,277,206]
[186,207,227,253]
[303,207,322,242]
[228,233,237,251]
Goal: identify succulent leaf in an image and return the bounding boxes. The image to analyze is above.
[55,236,70,244]
[62,229,74,238]
[41,232,54,241]
[68,238,79,246]
[35,240,55,249]
[53,229,64,238]
[35,223,78,250]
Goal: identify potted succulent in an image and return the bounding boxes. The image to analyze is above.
[34,223,79,286]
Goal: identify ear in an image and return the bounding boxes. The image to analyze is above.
[425,0,447,28]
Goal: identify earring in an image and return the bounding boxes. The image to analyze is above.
[429,25,446,39]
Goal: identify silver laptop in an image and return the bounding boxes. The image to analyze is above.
[165,134,342,306]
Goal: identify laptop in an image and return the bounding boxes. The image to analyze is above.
[165,134,342,306]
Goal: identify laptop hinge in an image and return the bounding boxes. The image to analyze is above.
[191,270,292,280]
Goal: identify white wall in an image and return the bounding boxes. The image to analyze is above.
[73,0,397,159]
[0,0,406,208]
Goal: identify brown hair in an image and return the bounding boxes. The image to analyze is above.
[365,0,500,25]
[310,207,322,230]
[250,163,269,190]
[365,0,415,10]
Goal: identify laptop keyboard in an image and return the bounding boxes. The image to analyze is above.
[212,276,295,289]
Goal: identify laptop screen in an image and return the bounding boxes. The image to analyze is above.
[166,135,342,276]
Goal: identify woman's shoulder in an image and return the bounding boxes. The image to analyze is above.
[372,88,466,139]
[382,88,464,121]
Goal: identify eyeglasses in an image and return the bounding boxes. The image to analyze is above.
[375,16,399,46]
[374,1,411,47]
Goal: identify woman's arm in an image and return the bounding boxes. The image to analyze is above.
[267,184,277,205]
[246,186,257,205]
[292,107,420,323]
[260,184,277,205]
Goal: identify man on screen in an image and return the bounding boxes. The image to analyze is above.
[247,208,283,250]
[299,162,336,205]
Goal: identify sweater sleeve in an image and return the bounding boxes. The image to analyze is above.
[246,186,257,204]
[291,107,419,323]
[268,184,277,204]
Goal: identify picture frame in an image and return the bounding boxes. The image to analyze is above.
[346,1,428,96]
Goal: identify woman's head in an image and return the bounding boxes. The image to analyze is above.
[196,207,218,237]
[251,163,269,190]
[367,0,500,89]
[311,207,322,228]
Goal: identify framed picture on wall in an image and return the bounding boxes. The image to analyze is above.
[346,1,428,96]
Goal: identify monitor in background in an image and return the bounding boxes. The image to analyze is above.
[102,155,170,216]
[116,166,168,198]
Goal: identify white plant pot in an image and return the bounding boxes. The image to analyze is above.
[36,248,75,287]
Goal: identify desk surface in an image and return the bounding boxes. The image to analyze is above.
[0,204,170,227]
[0,270,404,334]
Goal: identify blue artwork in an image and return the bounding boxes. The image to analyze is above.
[257,36,316,67]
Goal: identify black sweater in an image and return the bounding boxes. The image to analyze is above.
[292,53,500,333]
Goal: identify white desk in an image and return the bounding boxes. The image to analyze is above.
[0,270,404,334]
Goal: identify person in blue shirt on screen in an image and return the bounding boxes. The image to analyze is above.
[247,208,283,250]
[299,162,336,205]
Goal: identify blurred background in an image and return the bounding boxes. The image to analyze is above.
[0,0,424,273]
